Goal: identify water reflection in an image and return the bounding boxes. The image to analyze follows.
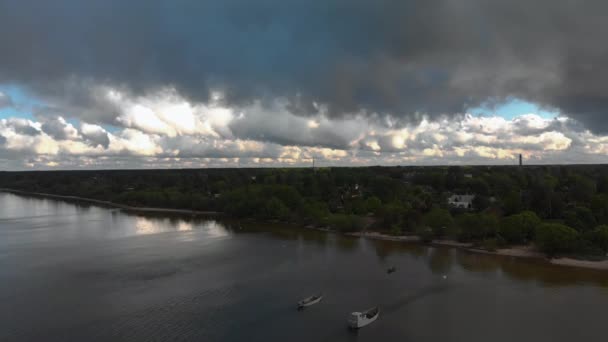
[134,217,161,235]
[367,239,429,262]
[455,251,501,275]
[499,258,608,288]
[129,215,231,237]
[3,192,608,342]
[428,248,454,275]
[81,210,608,288]
[335,236,357,252]
[2,192,608,291]
[204,221,229,238]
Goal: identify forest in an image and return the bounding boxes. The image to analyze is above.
[2,165,608,259]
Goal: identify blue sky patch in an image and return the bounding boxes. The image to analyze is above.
[0,84,41,120]
[468,98,558,120]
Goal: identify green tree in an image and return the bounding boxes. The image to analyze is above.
[377,202,407,227]
[502,191,522,215]
[457,213,498,241]
[549,192,566,219]
[535,223,580,256]
[365,196,382,214]
[264,197,289,220]
[591,194,608,224]
[390,224,403,236]
[445,166,464,190]
[350,198,367,215]
[567,175,596,204]
[563,206,596,232]
[487,172,517,197]
[467,178,490,196]
[472,195,490,212]
[499,211,541,244]
[529,182,553,218]
[422,208,453,237]
[300,200,329,224]
[597,175,608,194]
[582,225,608,255]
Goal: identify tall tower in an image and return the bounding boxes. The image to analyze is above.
[519,154,523,167]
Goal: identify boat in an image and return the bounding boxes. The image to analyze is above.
[387,266,397,274]
[348,307,379,328]
[297,293,323,309]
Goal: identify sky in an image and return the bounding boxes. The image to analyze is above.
[1,0,608,170]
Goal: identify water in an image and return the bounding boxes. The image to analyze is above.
[1,192,607,341]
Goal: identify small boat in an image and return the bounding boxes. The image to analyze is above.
[348,307,379,329]
[387,266,397,274]
[297,293,323,309]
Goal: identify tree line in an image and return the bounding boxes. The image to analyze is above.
[2,165,608,258]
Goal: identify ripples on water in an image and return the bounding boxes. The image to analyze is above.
[1,192,608,341]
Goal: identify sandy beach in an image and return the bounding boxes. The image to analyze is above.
[347,231,421,242]
[349,230,608,271]
[549,258,608,270]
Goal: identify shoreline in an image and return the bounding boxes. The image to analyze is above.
[3,188,608,271]
[0,188,223,217]
[348,231,608,271]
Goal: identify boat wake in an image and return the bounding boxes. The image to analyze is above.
[320,283,454,341]
[381,283,452,315]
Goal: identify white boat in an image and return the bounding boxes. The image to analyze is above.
[297,293,323,309]
[348,307,379,328]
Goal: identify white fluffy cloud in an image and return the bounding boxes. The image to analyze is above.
[1,87,607,170]
[110,88,233,138]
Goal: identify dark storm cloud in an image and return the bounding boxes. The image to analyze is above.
[227,105,362,149]
[40,117,73,140]
[80,126,110,149]
[5,118,41,136]
[0,135,6,145]
[1,0,608,130]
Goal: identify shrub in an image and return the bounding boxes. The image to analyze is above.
[457,212,499,241]
[535,223,580,256]
[563,206,597,233]
[264,197,290,220]
[581,225,608,255]
[365,196,382,214]
[422,208,453,237]
[499,211,541,244]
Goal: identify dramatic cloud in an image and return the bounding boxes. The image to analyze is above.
[228,101,367,149]
[1,1,608,169]
[1,0,608,131]
[40,117,79,141]
[2,118,41,136]
[80,123,110,149]
[1,100,608,170]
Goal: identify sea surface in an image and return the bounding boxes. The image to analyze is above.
[1,192,607,341]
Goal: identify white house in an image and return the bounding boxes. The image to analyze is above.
[448,194,475,209]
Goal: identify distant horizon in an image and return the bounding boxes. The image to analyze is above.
[4,162,608,173]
